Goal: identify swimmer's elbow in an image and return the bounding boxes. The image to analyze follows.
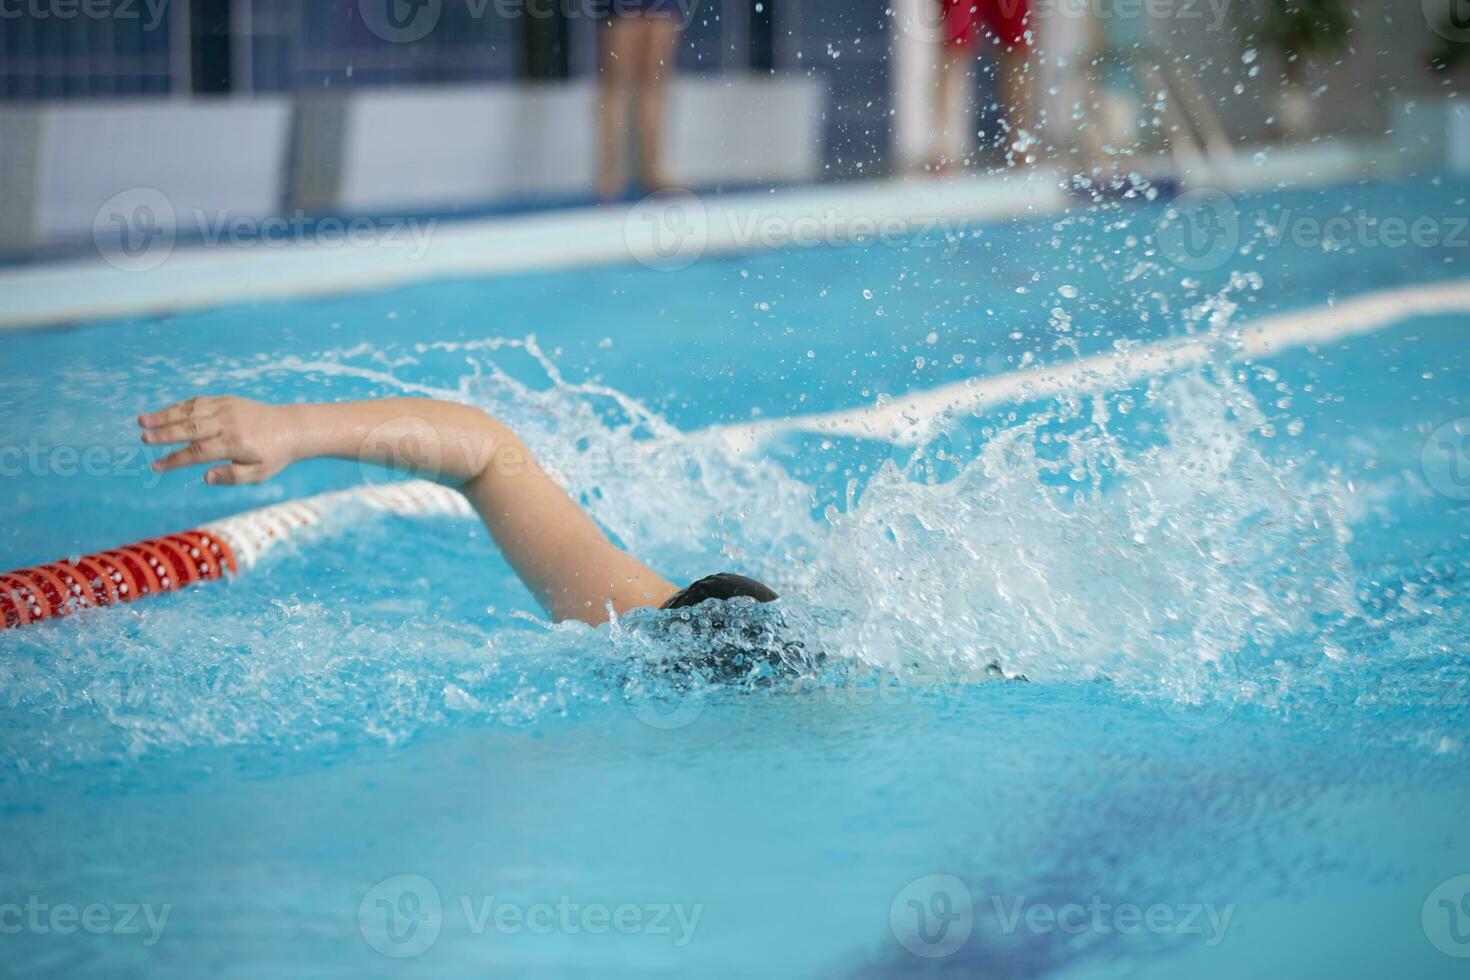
[454,408,537,489]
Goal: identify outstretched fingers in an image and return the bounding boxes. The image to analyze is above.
[153,436,231,474]
[138,396,216,430]
[141,416,224,446]
[137,395,278,486]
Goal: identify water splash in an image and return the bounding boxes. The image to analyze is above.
[806,367,1359,690]
[4,317,1454,776]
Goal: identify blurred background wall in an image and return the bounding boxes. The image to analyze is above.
[0,0,1463,251]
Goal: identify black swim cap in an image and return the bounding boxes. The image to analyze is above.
[661,573,779,610]
[652,572,807,683]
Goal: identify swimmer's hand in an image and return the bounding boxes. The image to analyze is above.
[139,394,678,623]
[139,396,297,485]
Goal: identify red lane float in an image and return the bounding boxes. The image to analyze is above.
[0,531,236,629]
[0,479,472,630]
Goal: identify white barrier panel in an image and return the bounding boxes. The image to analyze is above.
[32,98,294,245]
[336,84,597,209]
[334,75,826,213]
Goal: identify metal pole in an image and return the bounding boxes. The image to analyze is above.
[170,0,194,96]
[231,0,255,95]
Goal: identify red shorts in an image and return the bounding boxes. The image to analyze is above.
[941,0,1030,49]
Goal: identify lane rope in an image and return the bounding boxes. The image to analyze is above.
[1,483,470,629]
[696,278,1470,452]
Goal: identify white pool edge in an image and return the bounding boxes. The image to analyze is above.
[0,140,1392,332]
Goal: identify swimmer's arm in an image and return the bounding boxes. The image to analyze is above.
[138,395,679,624]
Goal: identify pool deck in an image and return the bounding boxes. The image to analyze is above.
[0,140,1399,333]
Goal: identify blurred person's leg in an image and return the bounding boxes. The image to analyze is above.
[928,0,978,173]
[635,15,680,191]
[981,0,1034,165]
[997,43,1034,163]
[929,50,970,173]
[598,16,641,200]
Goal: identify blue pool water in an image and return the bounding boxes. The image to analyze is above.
[3,176,1470,977]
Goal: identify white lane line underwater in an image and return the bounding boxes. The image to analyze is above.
[205,278,1470,570]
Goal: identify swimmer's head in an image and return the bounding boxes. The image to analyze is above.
[661,572,779,611]
[655,573,813,682]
